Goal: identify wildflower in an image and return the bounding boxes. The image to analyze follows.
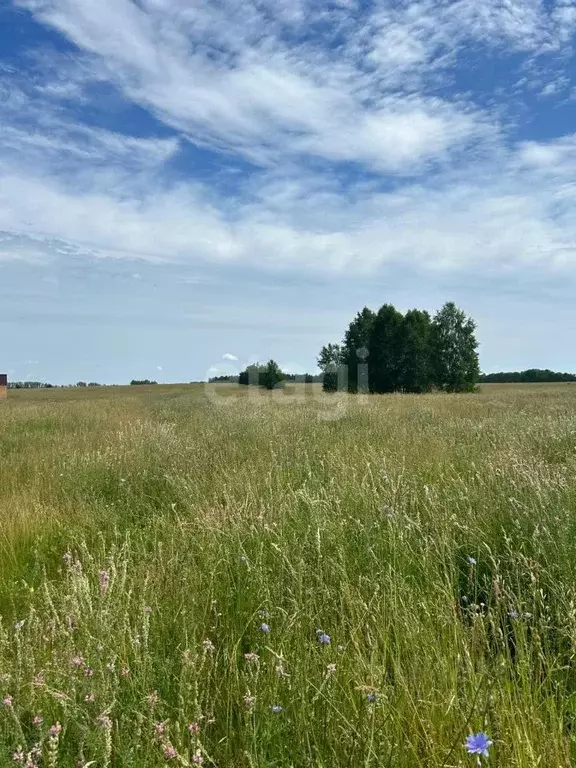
[162,744,177,760]
[147,691,159,707]
[465,732,492,758]
[244,652,259,663]
[84,693,95,703]
[14,620,25,632]
[97,714,112,730]
[467,556,477,566]
[144,606,153,614]
[84,667,94,678]
[271,705,283,713]
[121,665,130,677]
[71,655,85,669]
[367,693,378,703]
[243,695,256,710]
[508,610,519,619]
[326,663,337,676]
[154,722,166,738]
[192,751,204,765]
[99,570,110,593]
[49,722,62,738]
[3,695,13,707]
[12,748,24,762]
[317,632,331,645]
[202,639,215,653]
[259,623,270,634]
[32,715,43,727]
[188,722,201,735]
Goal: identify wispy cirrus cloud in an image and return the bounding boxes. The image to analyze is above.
[0,0,576,282]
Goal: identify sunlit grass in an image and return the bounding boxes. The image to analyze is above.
[2,383,576,765]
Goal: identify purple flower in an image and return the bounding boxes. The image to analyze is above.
[465,732,492,758]
[317,632,331,645]
[49,722,62,738]
[259,623,270,634]
[467,556,477,566]
[367,693,378,703]
[3,695,13,708]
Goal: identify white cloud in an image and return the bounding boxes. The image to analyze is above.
[1,0,576,281]
[222,353,238,361]
[14,0,499,173]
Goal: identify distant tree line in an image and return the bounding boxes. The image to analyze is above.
[130,379,158,386]
[480,369,576,383]
[210,367,322,386]
[318,301,480,394]
[8,381,55,389]
[236,360,320,390]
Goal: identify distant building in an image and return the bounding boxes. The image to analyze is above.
[0,374,6,399]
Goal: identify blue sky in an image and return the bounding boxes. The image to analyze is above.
[2,0,576,384]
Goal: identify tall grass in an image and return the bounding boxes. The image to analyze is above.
[2,383,576,766]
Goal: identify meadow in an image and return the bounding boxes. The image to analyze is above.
[2,382,576,766]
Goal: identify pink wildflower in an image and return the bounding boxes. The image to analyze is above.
[162,745,177,761]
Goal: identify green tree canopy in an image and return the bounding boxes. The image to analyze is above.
[431,302,479,392]
[368,304,404,394]
[342,307,376,393]
[398,309,433,393]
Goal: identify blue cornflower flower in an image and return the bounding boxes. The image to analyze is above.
[467,556,477,566]
[465,732,492,758]
[259,623,270,634]
[317,632,331,645]
[367,693,377,703]
[271,705,283,713]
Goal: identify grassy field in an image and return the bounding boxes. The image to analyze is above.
[2,382,576,766]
